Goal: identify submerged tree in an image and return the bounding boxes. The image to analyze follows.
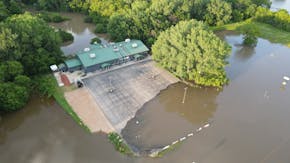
[152,20,231,87]
[241,25,259,46]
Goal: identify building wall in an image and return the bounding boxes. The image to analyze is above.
[67,65,81,72]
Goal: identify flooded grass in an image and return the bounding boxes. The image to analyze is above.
[50,75,90,132]
[108,133,134,156]
[211,20,290,47]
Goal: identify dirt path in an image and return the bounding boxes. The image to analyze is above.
[64,88,114,133]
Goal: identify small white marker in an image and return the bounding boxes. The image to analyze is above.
[282,81,287,85]
[204,123,210,128]
[180,137,186,141]
[162,145,170,150]
[187,133,194,137]
[172,141,178,145]
[197,127,202,132]
[283,76,290,81]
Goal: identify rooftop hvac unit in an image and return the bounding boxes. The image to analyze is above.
[89,53,96,58]
[119,44,123,47]
[132,43,138,48]
[84,48,90,52]
[125,38,131,43]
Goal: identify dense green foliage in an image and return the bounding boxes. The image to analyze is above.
[108,133,132,155]
[241,25,259,46]
[90,37,101,44]
[152,20,231,87]
[255,7,290,32]
[57,29,74,43]
[0,61,31,111]
[0,10,63,112]
[3,13,63,75]
[205,0,232,26]
[22,0,70,11]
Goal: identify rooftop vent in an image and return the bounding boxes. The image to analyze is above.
[119,44,122,47]
[84,48,90,52]
[113,48,119,52]
[89,53,96,58]
[132,43,138,48]
[125,38,131,43]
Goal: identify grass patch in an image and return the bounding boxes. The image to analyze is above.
[35,74,90,132]
[108,132,133,156]
[211,20,290,47]
[156,141,183,157]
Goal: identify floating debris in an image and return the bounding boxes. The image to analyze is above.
[197,127,202,132]
[180,137,186,141]
[136,120,139,125]
[172,141,178,145]
[187,133,194,137]
[282,81,287,85]
[283,76,290,81]
[203,123,210,128]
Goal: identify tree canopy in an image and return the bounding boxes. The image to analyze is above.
[152,20,231,87]
[0,11,63,112]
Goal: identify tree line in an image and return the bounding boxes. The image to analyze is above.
[0,2,64,112]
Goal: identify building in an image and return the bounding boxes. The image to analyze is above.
[64,39,149,73]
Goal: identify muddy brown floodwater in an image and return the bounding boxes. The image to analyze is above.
[1,7,290,162]
[50,13,109,56]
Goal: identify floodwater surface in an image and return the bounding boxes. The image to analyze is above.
[271,0,290,11]
[0,97,132,163]
[50,13,108,56]
[1,6,290,163]
[122,32,290,163]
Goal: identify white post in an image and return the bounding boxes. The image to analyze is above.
[182,87,188,104]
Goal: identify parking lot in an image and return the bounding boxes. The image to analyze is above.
[83,60,178,132]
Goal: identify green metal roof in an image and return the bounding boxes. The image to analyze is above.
[64,58,82,68]
[77,40,149,68]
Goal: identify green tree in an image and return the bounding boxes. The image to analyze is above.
[0,83,29,112]
[0,1,9,21]
[152,20,231,87]
[107,14,138,41]
[1,61,23,81]
[4,12,63,75]
[204,0,232,26]
[0,25,19,60]
[241,25,259,46]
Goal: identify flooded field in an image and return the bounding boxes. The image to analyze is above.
[1,2,290,162]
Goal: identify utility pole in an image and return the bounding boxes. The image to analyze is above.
[182,87,188,104]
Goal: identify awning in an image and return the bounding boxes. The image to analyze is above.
[133,54,144,60]
[101,63,111,68]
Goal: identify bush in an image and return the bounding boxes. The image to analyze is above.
[108,133,132,155]
[255,7,290,32]
[57,29,74,43]
[90,37,101,44]
[95,23,107,33]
